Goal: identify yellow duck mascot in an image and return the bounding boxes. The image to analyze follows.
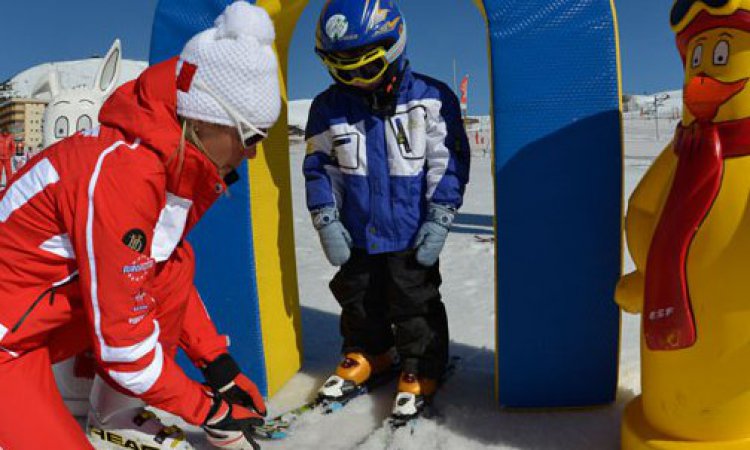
[618,0,750,448]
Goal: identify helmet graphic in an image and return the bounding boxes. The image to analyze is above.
[315,0,407,86]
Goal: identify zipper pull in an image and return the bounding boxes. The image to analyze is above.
[395,118,412,153]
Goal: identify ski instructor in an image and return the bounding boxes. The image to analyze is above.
[0,2,278,449]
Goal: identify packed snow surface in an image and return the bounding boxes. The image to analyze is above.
[131,116,664,450]
[55,110,668,448]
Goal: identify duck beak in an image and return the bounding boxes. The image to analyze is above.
[684,74,748,122]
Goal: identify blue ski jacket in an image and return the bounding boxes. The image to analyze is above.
[303,66,470,254]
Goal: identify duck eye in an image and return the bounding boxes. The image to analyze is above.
[714,40,729,66]
[691,44,703,69]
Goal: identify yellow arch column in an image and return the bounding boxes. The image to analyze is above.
[253,0,309,396]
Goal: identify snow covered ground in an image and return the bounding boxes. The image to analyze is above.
[141,117,664,450]
[84,117,667,449]
[258,123,653,450]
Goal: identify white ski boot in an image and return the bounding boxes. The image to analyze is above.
[53,355,94,417]
[86,376,194,450]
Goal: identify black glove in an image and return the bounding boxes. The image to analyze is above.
[202,353,267,417]
[202,390,263,450]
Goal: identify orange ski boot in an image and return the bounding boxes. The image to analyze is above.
[391,372,439,422]
[318,350,398,401]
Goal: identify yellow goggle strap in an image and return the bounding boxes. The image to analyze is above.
[321,46,387,71]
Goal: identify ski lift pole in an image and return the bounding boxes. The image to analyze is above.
[654,93,670,141]
[654,96,660,141]
[453,59,458,95]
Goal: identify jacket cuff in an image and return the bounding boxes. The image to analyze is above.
[428,203,456,228]
[184,335,230,368]
[311,206,339,230]
[201,353,240,389]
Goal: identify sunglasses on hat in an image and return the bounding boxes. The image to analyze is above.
[192,79,269,148]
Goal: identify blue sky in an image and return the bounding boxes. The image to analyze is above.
[2,0,683,114]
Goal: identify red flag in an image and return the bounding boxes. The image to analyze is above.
[459,75,469,106]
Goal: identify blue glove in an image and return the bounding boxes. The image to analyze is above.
[312,206,352,266]
[414,203,456,267]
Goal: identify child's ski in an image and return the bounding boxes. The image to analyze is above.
[353,356,461,447]
[388,355,460,430]
[253,366,400,440]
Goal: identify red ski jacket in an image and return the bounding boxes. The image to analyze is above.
[0,58,232,425]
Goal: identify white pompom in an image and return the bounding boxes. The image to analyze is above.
[215,1,275,45]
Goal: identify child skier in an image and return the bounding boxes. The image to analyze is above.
[304,0,470,420]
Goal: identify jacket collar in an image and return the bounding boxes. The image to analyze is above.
[98,57,226,224]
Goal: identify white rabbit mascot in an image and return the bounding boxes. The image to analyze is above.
[33,39,121,148]
[33,40,192,450]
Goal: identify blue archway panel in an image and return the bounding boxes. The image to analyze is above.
[484,0,622,407]
[149,0,622,407]
[149,0,268,396]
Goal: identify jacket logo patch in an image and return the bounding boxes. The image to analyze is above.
[123,256,155,284]
[123,229,147,253]
[129,289,154,324]
[129,314,146,325]
[122,259,154,275]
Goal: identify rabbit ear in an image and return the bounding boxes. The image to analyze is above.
[93,39,122,97]
[32,67,61,98]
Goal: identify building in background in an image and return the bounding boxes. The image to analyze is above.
[0,98,48,152]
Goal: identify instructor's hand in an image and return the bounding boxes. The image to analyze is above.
[312,206,352,266]
[203,390,262,450]
[203,353,266,417]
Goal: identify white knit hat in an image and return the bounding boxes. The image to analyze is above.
[177,1,280,129]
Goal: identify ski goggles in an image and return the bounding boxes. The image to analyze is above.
[192,79,269,148]
[317,46,390,86]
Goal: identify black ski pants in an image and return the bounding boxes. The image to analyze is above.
[329,248,449,379]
